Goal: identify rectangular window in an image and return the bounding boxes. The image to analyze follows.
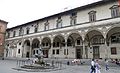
[89,14,96,22]
[111,36,116,43]
[52,49,55,55]
[19,28,23,36]
[56,49,59,54]
[18,49,20,54]
[64,49,66,55]
[42,43,45,47]
[56,16,62,28]
[77,40,80,45]
[110,5,120,18]
[70,12,77,25]
[44,21,49,31]
[45,25,49,31]
[53,42,55,47]
[33,50,35,55]
[111,47,117,55]
[19,42,21,45]
[35,27,38,33]
[46,43,48,46]
[27,43,30,46]
[27,30,29,34]
[57,42,59,47]
[26,29,29,34]
[13,31,16,37]
[111,8,120,18]
[36,50,38,54]
[88,11,96,22]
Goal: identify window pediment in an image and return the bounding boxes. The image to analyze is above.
[88,10,96,14]
[110,5,119,9]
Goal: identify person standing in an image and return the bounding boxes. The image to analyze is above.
[95,60,101,73]
[90,59,96,73]
[105,59,109,70]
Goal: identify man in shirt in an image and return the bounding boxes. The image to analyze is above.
[90,59,96,73]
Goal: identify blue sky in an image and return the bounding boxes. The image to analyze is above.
[0,0,101,28]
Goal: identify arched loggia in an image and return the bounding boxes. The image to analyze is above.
[85,30,104,59]
[53,35,65,48]
[106,27,120,45]
[106,27,120,58]
[23,40,30,58]
[32,38,40,57]
[67,33,83,59]
[41,37,51,58]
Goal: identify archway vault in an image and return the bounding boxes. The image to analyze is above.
[106,27,120,44]
[106,27,120,40]
[84,29,104,41]
[84,29,105,59]
[41,37,51,48]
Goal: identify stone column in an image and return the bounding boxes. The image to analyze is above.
[21,39,25,58]
[39,38,42,57]
[105,38,109,59]
[50,37,53,58]
[38,37,42,49]
[81,30,86,59]
[29,38,32,58]
[65,36,68,58]
[82,40,86,59]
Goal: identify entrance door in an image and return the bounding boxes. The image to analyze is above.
[85,46,88,59]
[26,52,29,58]
[93,46,99,59]
[76,49,82,59]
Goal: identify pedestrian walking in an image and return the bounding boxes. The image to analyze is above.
[95,60,101,73]
[105,59,109,70]
[90,59,96,73]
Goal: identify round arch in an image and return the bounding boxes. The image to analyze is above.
[53,34,65,41]
[23,39,31,58]
[32,38,40,48]
[41,37,51,44]
[84,29,104,41]
[53,34,65,47]
[31,38,40,57]
[67,32,83,46]
[41,37,51,58]
[106,26,120,44]
[24,40,30,46]
[106,26,120,38]
[84,29,105,59]
[67,31,82,40]
[41,37,51,48]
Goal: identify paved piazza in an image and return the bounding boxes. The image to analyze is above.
[0,59,120,73]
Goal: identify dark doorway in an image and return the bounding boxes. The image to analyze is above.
[93,46,100,59]
[26,52,29,58]
[76,48,82,59]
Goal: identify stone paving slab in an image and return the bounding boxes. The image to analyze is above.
[0,60,120,73]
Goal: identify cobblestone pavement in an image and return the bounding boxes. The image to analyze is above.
[0,60,120,73]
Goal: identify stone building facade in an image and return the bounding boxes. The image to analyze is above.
[5,0,120,59]
[0,20,8,57]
